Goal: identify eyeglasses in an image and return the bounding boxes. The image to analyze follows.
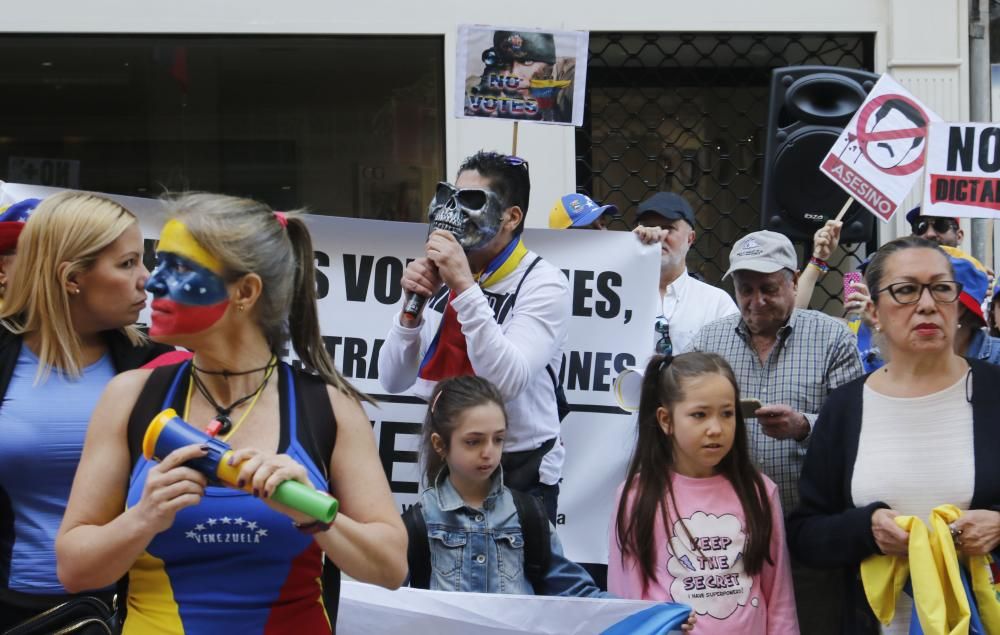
[433,182,497,212]
[874,280,963,305]
[654,315,673,355]
[912,218,958,236]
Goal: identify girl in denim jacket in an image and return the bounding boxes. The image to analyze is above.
[411,375,611,596]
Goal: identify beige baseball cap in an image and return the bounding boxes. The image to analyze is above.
[724,230,797,279]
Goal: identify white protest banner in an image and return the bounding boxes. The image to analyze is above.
[819,74,942,222]
[0,183,659,567]
[922,122,1000,219]
[456,25,589,126]
[339,581,689,635]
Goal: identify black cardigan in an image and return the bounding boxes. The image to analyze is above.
[0,326,173,405]
[787,359,1000,634]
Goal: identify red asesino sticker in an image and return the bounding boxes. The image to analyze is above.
[820,74,941,222]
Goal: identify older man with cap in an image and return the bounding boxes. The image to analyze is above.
[632,191,737,355]
[689,229,863,635]
[0,198,40,308]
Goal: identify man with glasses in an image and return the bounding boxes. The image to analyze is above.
[689,229,863,635]
[0,198,39,310]
[907,205,963,247]
[632,191,738,355]
[379,151,570,522]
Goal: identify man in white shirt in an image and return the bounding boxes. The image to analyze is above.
[632,192,738,355]
[378,151,570,522]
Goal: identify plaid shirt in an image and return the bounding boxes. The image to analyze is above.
[690,309,863,512]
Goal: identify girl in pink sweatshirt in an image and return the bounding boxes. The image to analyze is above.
[608,352,798,634]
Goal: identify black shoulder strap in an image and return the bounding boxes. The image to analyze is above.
[293,370,337,484]
[510,489,552,593]
[401,502,431,589]
[126,364,184,470]
[511,256,543,303]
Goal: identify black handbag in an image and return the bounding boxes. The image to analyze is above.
[3,596,116,635]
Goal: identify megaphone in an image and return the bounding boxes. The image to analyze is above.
[613,366,645,412]
[143,408,339,523]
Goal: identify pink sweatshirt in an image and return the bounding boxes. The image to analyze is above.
[608,472,799,634]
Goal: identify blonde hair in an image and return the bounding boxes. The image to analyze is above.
[164,193,368,403]
[0,191,144,380]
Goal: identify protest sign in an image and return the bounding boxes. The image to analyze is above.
[923,122,1000,219]
[455,25,589,126]
[820,74,941,222]
[0,182,659,567]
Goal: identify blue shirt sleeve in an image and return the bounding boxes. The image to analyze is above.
[541,523,616,598]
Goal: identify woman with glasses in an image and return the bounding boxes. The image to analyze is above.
[787,236,1000,634]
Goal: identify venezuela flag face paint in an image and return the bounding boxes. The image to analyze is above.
[147,219,231,337]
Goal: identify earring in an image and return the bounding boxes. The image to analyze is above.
[237,304,245,312]
[874,324,881,332]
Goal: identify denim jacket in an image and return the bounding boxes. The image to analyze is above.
[418,469,611,597]
[967,328,1000,365]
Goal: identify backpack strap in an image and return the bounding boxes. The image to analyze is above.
[402,502,431,589]
[510,489,552,594]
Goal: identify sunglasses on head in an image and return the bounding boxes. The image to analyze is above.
[912,218,958,236]
[433,182,497,212]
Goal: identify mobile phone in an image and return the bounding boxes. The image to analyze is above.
[739,398,763,419]
[843,271,863,300]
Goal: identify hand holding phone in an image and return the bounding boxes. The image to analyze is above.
[739,398,763,419]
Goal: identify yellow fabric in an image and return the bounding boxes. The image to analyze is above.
[941,246,989,274]
[123,551,185,634]
[478,238,528,289]
[969,551,1000,631]
[860,505,1000,633]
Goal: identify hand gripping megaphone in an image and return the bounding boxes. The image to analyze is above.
[143,408,339,523]
[612,366,645,413]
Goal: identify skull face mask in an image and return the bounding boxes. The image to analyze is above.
[427,181,504,251]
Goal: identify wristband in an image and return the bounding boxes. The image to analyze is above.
[808,257,829,273]
[294,519,333,535]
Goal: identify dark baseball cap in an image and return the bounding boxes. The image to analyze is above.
[905,205,958,227]
[636,192,695,228]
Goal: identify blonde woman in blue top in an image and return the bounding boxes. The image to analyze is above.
[0,191,171,629]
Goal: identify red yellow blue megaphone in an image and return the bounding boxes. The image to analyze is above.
[143,408,338,523]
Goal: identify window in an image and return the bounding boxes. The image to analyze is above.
[0,35,446,221]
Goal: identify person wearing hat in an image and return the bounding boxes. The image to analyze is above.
[941,246,1000,364]
[0,198,40,308]
[548,193,620,230]
[906,205,963,247]
[689,229,863,635]
[631,191,737,355]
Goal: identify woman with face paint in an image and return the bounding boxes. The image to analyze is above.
[56,193,407,633]
[0,191,174,630]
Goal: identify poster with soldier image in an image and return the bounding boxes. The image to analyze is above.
[456,25,589,126]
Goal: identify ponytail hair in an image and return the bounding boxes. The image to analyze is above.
[420,375,506,485]
[614,352,773,593]
[284,216,367,402]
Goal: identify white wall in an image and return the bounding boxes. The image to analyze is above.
[2,0,969,237]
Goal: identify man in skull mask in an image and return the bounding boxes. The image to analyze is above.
[378,151,570,521]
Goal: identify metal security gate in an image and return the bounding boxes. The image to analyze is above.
[578,32,875,312]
